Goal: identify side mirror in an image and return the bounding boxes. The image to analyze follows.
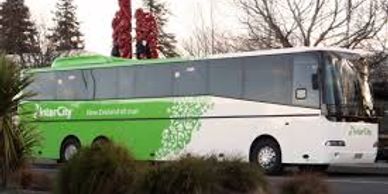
[312,74,319,90]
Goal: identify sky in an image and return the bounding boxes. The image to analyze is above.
[19,0,241,56]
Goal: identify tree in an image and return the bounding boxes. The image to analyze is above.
[182,2,242,57]
[182,27,240,57]
[0,54,38,187]
[236,0,387,50]
[0,0,40,65]
[143,0,180,58]
[49,0,84,52]
[29,24,60,68]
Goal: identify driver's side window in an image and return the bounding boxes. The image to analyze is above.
[292,54,320,108]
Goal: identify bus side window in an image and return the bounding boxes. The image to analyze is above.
[56,70,90,100]
[292,54,320,108]
[92,68,119,99]
[209,59,243,98]
[118,67,136,99]
[134,65,173,98]
[27,72,57,100]
[173,61,208,96]
[243,55,293,105]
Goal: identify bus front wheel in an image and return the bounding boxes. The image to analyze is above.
[251,139,282,174]
[60,137,81,163]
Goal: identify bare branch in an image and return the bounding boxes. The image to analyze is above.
[306,0,325,43]
[236,0,386,51]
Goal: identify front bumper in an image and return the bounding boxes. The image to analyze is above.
[327,150,377,164]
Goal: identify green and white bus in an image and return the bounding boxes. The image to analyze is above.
[22,47,378,174]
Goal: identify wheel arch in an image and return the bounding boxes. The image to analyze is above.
[60,135,81,152]
[59,135,81,162]
[249,134,282,162]
[92,135,110,145]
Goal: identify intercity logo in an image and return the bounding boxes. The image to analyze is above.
[348,126,372,136]
[34,104,72,119]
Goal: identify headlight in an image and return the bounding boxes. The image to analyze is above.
[325,140,346,147]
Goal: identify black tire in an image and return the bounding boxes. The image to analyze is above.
[60,137,81,163]
[92,137,110,147]
[251,139,282,175]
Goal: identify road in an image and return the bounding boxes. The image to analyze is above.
[268,174,388,194]
[29,164,388,194]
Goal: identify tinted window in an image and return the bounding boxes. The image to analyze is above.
[292,54,320,108]
[56,70,90,100]
[28,72,57,100]
[209,59,242,98]
[91,68,119,99]
[243,55,293,104]
[173,61,208,96]
[118,67,136,98]
[134,65,173,97]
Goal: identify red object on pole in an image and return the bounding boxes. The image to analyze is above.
[135,8,158,59]
[112,0,132,58]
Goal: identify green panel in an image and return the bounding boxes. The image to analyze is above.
[22,99,172,160]
[33,119,170,160]
[22,99,172,121]
[21,97,213,160]
[29,55,187,73]
[52,55,129,68]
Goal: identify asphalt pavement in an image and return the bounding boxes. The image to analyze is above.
[268,175,388,194]
[328,161,388,175]
[33,162,388,194]
[2,167,388,194]
[2,161,386,194]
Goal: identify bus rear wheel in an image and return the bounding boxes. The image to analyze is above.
[60,137,80,163]
[251,139,282,174]
[92,137,110,147]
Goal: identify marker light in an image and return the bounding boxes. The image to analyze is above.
[325,140,346,147]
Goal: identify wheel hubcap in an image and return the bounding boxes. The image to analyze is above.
[64,145,78,161]
[258,146,276,169]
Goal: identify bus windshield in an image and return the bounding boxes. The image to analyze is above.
[324,52,373,121]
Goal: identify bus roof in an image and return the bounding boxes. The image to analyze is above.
[29,47,367,73]
[209,46,369,59]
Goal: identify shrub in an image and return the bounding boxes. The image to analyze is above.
[215,159,268,194]
[0,53,38,187]
[56,143,137,194]
[136,156,217,194]
[135,156,269,194]
[280,173,330,194]
[56,147,269,194]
